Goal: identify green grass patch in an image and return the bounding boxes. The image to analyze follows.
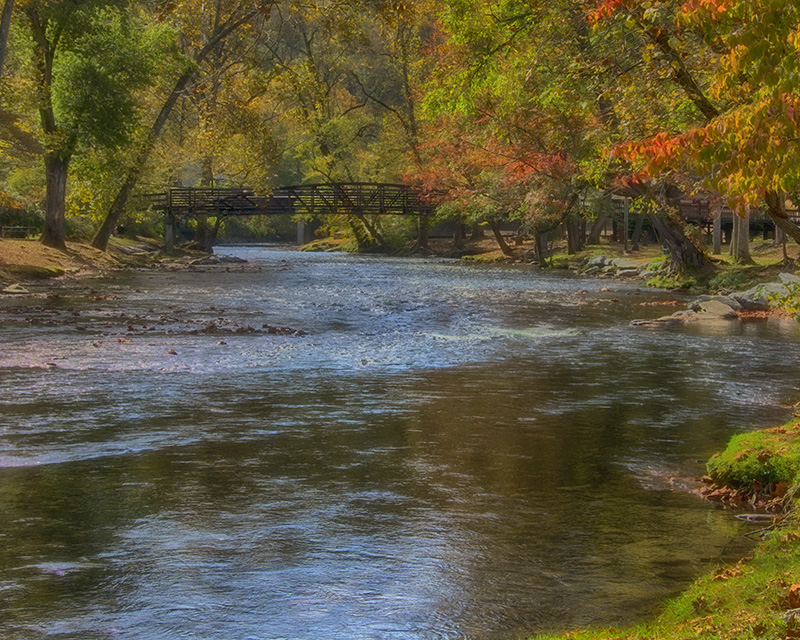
[646,273,697,289]
[707,423,800,488]
[7,265,65,279]
[548,255,572,269]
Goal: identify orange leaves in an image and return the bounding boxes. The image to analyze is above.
[679,0,734,20]
[780,584,800,610]
[613,130,690,184]
[588,0,636,24]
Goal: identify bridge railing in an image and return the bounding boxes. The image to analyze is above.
[147,184,432,219]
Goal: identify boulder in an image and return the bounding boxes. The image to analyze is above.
[611,258,639,270]
[217,255,248,264]
[2,283,29,294]
[739,282,790,306]
[779,272,800,285]
[631,315,685,326]
[730,294,770,311]
[582,266,601,276]
[694,299,739,318]
[689,295,742,312]
[587,255,607,268]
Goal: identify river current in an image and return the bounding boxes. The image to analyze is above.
[1,247,799,640]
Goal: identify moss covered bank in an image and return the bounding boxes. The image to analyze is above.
[534,418,800,640]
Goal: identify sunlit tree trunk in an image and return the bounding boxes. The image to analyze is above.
[729,209,754,265]
[41,153,68,250]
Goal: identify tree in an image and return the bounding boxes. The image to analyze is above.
[0,0,13,79]
[22,1,163,248]
[91,0,273,251]
[415,0,604,260]
[600,0,800,253]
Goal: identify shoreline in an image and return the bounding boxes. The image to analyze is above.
[534,416,800,640]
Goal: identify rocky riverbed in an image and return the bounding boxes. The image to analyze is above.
[631,272,800,326]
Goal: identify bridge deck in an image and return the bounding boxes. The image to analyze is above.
[149,184,432,218]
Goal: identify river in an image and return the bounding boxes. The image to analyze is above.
[1,247,799,640]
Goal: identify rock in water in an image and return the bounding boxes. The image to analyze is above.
[3,284,29,294]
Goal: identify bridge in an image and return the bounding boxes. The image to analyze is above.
[148,183,432,250]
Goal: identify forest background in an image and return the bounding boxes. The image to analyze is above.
[0,0,798,273]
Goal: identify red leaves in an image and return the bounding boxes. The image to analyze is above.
[588,0,636,23]
[680,0,734,20]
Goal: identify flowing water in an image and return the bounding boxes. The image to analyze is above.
[1,247,800,640]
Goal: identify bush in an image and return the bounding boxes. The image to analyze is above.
[0,205,44,230]
[65,215,96,242]
[707,269,753,292]
[549,255,572,269]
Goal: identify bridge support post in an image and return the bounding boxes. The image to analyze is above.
[711,203,722,255]
[297,218,321,245]
[164,212,176,254]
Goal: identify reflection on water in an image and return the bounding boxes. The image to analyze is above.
[1,248,799,639]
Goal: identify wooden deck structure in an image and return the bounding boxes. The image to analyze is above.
[147,184,432,250]
[149,184,432,218]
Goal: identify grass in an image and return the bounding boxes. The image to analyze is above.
[708,424,800,489]
[530,418,800,640]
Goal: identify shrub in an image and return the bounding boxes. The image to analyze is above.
[707,270,753,292]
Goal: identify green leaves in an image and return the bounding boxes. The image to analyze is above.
[52,7,161,148]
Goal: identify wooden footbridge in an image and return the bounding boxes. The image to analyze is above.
[149,183,432,249]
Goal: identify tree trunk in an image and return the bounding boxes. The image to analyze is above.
[488,219,513,256]
[40,153,68,250]
[194,215,215,252]
[631,213,644,251]
[452,218,465,251]
[622,198,629,253]
[470,223,485,240]
[355,213,388,251]
[415,215,429,251]
[92,67,196,251]
[711,204,722,255]
[535,230,549,266]
[0,0,14,80]
[566,218,582,254]
[647,212,706,271]
[729,209,754,264]
[764,190,800,245]
[348,216,373,250]
[194,157,215,252]
[587,212,608,244]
